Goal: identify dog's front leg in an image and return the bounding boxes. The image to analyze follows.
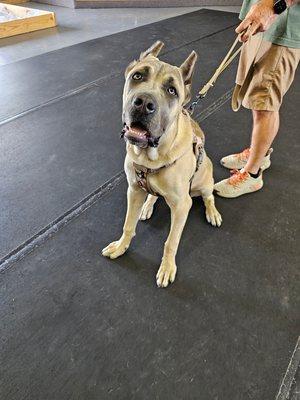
[156,194,192,288]
[102,186,147,259]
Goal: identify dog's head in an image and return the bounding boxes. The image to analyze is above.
[122,41,198,148]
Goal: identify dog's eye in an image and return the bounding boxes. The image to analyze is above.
[132,72,143,81]
[167,86,177,96]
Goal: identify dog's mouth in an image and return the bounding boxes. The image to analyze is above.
[123,122,151,148]
[121,121,161,148]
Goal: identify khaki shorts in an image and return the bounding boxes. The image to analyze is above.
[232,33,300,112]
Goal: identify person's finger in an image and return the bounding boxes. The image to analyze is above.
[238,24,251,42]
[247,22,260,39]
[240,22,259,42]
[235,18,252,34]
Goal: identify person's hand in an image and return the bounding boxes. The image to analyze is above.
[236,0,278,42]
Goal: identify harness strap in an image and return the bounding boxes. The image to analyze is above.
[193,134,204,173]
[133,162,170,196]
[133,134,204,196]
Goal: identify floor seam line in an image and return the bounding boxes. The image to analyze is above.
[194,87,234,122]
[162,23,237,56]
[0,170,125,273]
[276,337,300,400]
[0,24,237,126]
[0,87,232,272]
[0,72,121,127]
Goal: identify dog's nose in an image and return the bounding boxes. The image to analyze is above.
[133,96,156,114]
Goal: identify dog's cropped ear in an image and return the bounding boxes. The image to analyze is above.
[139,40,165,60]
[180,51,198,105]
[125,41,164,78]
[180,51,198,85]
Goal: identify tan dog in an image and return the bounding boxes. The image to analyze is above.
[102,41,222,287]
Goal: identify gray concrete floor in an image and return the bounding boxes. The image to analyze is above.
[0,3,240,65]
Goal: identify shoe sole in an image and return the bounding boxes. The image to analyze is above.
[214,181,264,198]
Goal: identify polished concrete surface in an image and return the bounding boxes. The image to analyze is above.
[0,8,299,400]
[0,3,240,65]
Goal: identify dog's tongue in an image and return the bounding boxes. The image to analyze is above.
[126,124,148,141]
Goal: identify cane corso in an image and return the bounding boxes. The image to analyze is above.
[102,41,222,287]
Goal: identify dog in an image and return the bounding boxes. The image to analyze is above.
[102,41,222,287]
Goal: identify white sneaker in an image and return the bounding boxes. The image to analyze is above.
[220,148,273,171]
[214,169,263,198]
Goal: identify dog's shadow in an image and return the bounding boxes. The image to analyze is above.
[111,250,207,301]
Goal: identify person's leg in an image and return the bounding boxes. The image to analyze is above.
[244,109,279,175]
[214,109,279,198]
[215,43,299,198]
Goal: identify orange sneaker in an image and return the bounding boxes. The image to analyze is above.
[220,148,273,171]
[214,169,263,198]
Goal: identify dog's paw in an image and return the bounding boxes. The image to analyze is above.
[156,260,177,288]
[139,201,154,221]
[102,240,128,259]
[139,196,157,220]
[206,205,222,227]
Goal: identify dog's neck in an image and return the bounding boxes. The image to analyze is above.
[127,109,193,169]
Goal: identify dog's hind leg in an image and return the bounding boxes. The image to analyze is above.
[139,194,158,220]
[195,157,222,227]
[202,188,222,227]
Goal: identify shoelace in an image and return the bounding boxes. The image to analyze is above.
[228,169,249,187]
[236,148,250,162]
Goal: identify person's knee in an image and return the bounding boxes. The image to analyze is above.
[252,109,278,122]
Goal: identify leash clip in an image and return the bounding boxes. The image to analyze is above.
[188,92,206,115]
[188,28,243,116]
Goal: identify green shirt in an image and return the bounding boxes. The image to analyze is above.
[240,1,300,48]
